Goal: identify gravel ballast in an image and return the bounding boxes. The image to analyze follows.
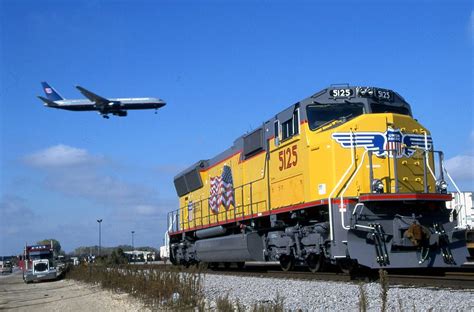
[202,274,474,311]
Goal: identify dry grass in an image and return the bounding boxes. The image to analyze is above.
[67,263,288,311]
[358,282,368,312]
[378,269,389,312]
[213,293,285,312]
[216,294,236,311]
[66,264,204,310]
[250,293,285,312]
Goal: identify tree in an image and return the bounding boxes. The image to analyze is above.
[36,239,62,254]
[108,248,128,265]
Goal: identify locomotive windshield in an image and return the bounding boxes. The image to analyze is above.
[306,103,364,130]
[370,103,411,116]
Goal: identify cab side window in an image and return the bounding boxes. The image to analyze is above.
[282,108,300,141]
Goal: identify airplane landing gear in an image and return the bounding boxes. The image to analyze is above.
[102,114,109,119]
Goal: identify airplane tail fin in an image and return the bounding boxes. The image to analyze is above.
[41,82,64,101]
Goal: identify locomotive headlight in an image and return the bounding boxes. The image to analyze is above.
[372,179,384,193]
[358,87,374,97]
[436,180,448,194]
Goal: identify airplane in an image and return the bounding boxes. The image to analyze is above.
[38,82,166,118]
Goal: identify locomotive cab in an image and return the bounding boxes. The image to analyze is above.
[300,86,466,269]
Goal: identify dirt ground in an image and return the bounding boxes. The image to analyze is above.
[0,269,150,311]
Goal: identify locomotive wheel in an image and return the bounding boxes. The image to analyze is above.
[223,262,231,269]
[279,255,295,272]
[307,253,323,273]
[338,259,358,275]
[236,262,245,269]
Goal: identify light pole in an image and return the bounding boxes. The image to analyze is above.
[131,230,135,250]
[131,230,135,263]
[97,219,102,257]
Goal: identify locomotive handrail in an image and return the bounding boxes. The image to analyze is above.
[409,144,448,191]
[171,184,269,233]
[423,132,438,188]
[169,137,276,234]
[328,130,356,240]
[340,150,369,230]
[441,159,464,216]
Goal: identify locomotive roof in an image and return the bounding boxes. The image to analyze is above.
[174,85,411,193]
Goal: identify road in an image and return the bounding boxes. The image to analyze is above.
[0,269,149,311]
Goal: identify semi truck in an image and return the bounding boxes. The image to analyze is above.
[20,242,63,283]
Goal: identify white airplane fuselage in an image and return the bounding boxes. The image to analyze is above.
[51,97,165,111]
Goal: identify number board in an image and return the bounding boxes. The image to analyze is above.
[278,145,298,171]
[375,89,393,101]
[329,88,354,98]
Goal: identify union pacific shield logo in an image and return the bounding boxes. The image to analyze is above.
[332,128,433,159]
[385,128,403,158]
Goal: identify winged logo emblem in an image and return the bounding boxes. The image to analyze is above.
[332,128,432,158]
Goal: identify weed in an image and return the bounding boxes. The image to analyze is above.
[397,295,403,312]
[358,282,368,312]
[216,294,234,312]
[66,264,204,310]
[251,292,285,312]
[378,269,389,312]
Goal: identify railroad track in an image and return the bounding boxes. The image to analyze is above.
[144,263,474,290]
[385,271,474,289]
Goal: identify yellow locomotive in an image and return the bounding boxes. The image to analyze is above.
[168,85,467,271]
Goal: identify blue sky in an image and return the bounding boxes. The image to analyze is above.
[1,0,473,255]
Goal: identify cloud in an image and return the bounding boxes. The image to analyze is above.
[43,171,155,206]
[23,144,103,168]
[445,155,474,181]
[0,195,36,235]
[134,204,159,216]
[23,144,163,210]
[444,130,474,183]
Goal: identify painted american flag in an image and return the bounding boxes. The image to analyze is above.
[209,165,234,213]
[209,176,221,213]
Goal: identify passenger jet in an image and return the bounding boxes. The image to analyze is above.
[38,82,166,118]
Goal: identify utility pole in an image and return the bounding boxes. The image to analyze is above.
[97,219,103,256]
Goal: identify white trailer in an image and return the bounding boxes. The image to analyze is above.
[446,192,474,229]
[447,192,474,257]
[160,231,170,264]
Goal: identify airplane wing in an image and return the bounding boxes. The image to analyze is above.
[75,86,110,107]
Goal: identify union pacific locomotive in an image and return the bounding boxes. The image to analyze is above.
[168,85,468,272]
